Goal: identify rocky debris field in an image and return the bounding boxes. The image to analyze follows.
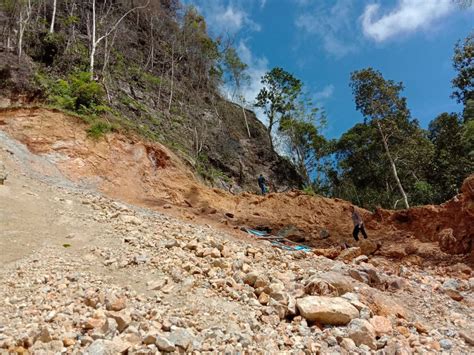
[0,112,473,354]
[1,158,473,354]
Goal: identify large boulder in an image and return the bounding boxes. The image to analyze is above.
[296,296,359,325]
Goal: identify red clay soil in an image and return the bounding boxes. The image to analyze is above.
[1,108,472,264]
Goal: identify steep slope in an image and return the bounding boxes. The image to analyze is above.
[1,107,472,265]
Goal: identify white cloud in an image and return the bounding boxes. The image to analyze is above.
[189,1,261,35]
[313,84,335,101]
[361,0,455,42]
[295,0,359,58]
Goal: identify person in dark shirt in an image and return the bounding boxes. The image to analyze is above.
[351,205,368,241]
[257,174,267,195]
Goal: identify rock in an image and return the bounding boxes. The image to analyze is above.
[439,339,453,350]
[337,247,361,262]
[304,276,338,296]
[147,278,168,291]
[143,333,158,345]
[258,292,270,305]
[84,339,128,354]
[101,318,118,335]
[244,272,259,287]
[296,296,359,325]
[120,215,143,225]
[38,327,52,343]
[105,293,127,311]
[369,316,392,336]
[155,335,176,352]
[396,326,410,338]
[106,311,131,333]
[360,240,380,256]
[133,254,149,264]
[442,278,460,290]
[347,318,377,350]
[460,330,474,346]
[318,272,355,295]
[385,337,411,355]
[168,328,194,350]
[313,248,340,259]
[340,338,357,351]
[63,337,76,347]
[210,248,221,258]
[359,288,410,319]
[354,255,368,264]
[445,288,463,301]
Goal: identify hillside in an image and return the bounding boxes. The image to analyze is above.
[0,0,302,192]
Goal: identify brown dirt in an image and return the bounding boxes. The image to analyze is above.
[1,107,472,266]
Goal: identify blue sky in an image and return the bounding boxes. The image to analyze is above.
[186,0,473,138]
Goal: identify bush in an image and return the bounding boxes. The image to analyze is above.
[87,121,114,140]
[36,71,106,115]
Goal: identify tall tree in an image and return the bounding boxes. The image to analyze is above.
[49,0,57,33]
[279,97,327,186]
[350,68,411,208]
[452,31,474,122]
[255,67,302,151]
[223,46,251,138]
[88,0,150,79]
[428,112,473,202]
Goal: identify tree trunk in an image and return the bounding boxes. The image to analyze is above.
[90,0,96,79]
[50,0,57,33]
[168,42,175,112]
[376,121,409,209]
[241,104,251,138]
[18,0,31,61]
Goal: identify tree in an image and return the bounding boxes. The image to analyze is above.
[428,112,473,202]
[88,0,150,79]
[18,0,32,60]
[452,31,473,107]
[255,67,302,151]
[223,46,251,138]
[350,68,411,208]
[49,0,57,33]
[279,97,328,186]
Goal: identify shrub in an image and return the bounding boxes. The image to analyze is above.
[87,121,114,140]
[36,71,106,115]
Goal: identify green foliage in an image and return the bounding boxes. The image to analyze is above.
[350,68,408,123]
[302,185,316,196]
[87,121,114,140]
[411,181,434,205]
[36,71,106,116]
[195,153,231,185]
[428,112,473,202]
[452,32,473,105]
[223,47,249,97]
[255,67,303,149]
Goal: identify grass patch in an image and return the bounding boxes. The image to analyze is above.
[87,120,116,140]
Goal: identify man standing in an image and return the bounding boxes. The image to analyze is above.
[351,205,368,241]
[257,174,267,195]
